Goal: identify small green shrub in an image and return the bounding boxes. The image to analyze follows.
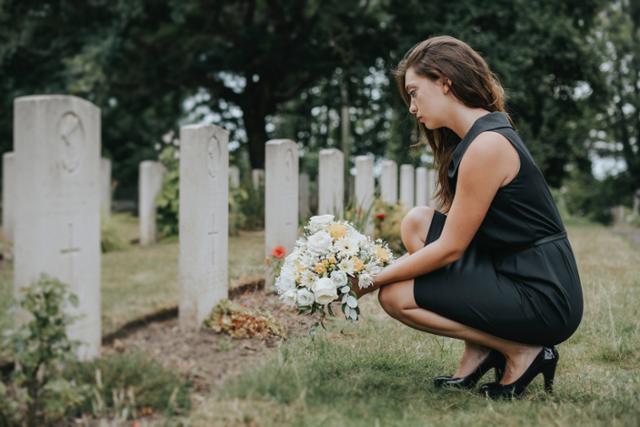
[0,275,86,427]
[232,181,265,231]
[100,216,128,253]
[155,144,180,239]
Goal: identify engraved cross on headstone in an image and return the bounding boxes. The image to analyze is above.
[208,213,219,265]
[60,223,80,279]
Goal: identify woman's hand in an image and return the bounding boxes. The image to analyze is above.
[348,275,368,299]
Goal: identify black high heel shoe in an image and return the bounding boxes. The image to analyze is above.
[478,346,559,399]
[433,349,506,389]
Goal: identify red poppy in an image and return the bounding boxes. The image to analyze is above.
[375,213,386,220]
[272,245,286,259]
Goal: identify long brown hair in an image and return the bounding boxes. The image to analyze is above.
[394,35,509,212]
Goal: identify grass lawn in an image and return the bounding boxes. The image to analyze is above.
[0,213,267,336]
[191,223,640,426]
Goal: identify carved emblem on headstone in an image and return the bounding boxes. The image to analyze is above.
[207,133,221,179]
[57,112,85,174]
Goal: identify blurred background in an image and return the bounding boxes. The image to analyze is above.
[0,0,638,224]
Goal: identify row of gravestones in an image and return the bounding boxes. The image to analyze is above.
[2,95,438,360]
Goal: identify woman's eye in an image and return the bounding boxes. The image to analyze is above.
[409,90,417,98]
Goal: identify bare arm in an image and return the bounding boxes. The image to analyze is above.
[362,132,517,293]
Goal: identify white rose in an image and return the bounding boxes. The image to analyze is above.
[330,270,348,287]
[280,289,297,306]
[296,288,315,306]
[275,272,296,294]
[307,231,333,252]
[308,215,335,233]
[313,277,338,305]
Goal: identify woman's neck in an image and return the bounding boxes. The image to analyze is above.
[446,107,492,140]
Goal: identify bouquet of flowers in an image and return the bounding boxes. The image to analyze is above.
[274,214,394,324]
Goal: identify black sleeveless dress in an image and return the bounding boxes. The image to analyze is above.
[413,111,583,346]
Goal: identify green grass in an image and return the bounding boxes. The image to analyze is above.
[191,223,640,426]
[64,351,192,418]
[0,213,266,336]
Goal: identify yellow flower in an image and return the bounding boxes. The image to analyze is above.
[352,257,364,272]
[328,255,337,264]
[314,262,326,274]
[327,223,348,240]
[375,245,390,263]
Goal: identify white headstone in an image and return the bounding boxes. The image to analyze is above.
[265,140,298,287]
[299,172,310,221]
[229,165,240,189]
[355,155,374,234]
[2,152,15,241]
[13,95,101,360]
[179,124,229,330]
[415,166,428,207]
[380,159,398,205]
[318,148,344,216]
[139,160,166,246]
[252,168,264,189]
[400,164,415,209]
[100,158,112,218]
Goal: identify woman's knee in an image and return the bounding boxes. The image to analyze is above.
[377,286,398,317]
[377,282,413,318]
[400,206,434,253]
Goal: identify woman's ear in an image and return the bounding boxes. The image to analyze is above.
[442,78,452,94]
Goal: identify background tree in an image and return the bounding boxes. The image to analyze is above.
[589,0,640,200]
[0,0,609,199]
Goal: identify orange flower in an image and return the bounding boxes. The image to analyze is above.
[272,245,286,259]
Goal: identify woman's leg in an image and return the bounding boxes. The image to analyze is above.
[398,207,491,377]
[391,206,543,383]
[377,281,542,384]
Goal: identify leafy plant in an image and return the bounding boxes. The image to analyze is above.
[340,194,377,235]
[155,142,180,239]
[371,198,408,255]
[100,216,128,253]
[0,275,86,427]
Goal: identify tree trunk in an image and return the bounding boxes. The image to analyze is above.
[243,108,268,169]
[241,80,273,170]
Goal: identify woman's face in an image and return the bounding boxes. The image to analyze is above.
[404,67,450,129]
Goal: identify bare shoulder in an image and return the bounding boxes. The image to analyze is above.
[459,131,520,186]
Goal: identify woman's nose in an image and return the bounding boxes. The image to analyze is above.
[409,103,417,115]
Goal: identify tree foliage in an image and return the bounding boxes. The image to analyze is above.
[0,0,610,195]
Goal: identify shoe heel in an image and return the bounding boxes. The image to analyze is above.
[542,361,557,393]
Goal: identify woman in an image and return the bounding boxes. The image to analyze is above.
[351,36,584,399]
